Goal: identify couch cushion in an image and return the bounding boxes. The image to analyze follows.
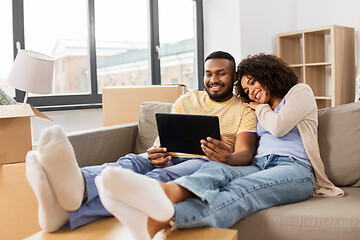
[231,187,360,240]
[317,102,360,187]
[134,102,173,154]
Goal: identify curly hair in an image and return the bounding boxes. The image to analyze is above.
[235,53,298,103]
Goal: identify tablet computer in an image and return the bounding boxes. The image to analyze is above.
[155,112,221,155]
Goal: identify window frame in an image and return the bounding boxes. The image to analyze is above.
[12,0,204,111]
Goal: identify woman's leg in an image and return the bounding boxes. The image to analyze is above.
[171,161,260,203]
[97,161,260,238]
[95,167,177,240]
[146,181,194,237]
[146,161,261,236]
[173,156,315,229]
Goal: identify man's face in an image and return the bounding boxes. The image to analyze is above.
[204,58,235,102]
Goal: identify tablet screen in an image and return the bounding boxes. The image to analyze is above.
[155,112,220,155]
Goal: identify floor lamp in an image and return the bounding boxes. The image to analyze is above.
[7,45,54,103]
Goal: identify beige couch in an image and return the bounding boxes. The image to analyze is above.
[66,101,360,240]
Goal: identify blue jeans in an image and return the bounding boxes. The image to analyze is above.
[66,153,208,230]
[172,155,315,229]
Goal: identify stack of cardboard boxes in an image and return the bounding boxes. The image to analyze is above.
[0,104,51,239]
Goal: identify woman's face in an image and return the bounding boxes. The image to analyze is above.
[240,75,271,104]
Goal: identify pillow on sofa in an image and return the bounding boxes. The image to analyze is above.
[0,87,17,105]
[318,102,360,187]
[134,102,173,154]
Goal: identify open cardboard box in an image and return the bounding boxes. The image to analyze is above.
[102,84,187,126]
[0,104,51,165]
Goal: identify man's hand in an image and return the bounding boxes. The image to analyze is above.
[147,146,172,168]
[200,136,231,163]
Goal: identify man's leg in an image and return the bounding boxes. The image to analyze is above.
[144,158,208,182]
[66,153,156,230]
[37,125,84,211]
[26,151,69,232]
[31,125,156,230]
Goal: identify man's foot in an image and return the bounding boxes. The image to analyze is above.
[99,166,174,222]
[26,151,69,232]
[37,125,84,211]
[95,176,151,240]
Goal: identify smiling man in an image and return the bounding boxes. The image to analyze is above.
[204,56,235,102]
[25,51,258,233]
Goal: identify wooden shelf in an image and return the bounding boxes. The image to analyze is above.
[304,62,331,66]
[315,96,332,100]
[277,25,355,108]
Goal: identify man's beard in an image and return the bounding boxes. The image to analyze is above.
[205,82,234,102]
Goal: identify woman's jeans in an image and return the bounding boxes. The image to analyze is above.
[65,153,208,230]
[172,155,315,229]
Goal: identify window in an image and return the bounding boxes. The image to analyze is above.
[24,0,90,95]
[159,0,197,90]
[94,0,150,91]
[0,1,15,97]
[12,0,204,110]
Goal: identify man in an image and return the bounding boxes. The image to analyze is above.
[25,51,258,232]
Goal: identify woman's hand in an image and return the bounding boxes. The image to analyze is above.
[248,102,260,110]
[200,136,231,163]
[147,146,172,168]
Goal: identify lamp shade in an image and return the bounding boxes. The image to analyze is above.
[7,49,54,94]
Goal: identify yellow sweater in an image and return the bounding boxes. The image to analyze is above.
[171,91,257,158]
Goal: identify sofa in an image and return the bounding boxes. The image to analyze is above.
[64,101,360,240]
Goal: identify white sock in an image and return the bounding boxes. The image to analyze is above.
[37,125,84,211]
[99,166,175,222]
[26,151,69,232]
[95,176,151,240]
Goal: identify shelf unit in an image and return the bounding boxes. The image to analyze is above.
[277,25,355,108]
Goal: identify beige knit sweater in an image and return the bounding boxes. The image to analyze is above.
[255,83,344,197]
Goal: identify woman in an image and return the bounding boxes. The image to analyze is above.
[95,53,343,240]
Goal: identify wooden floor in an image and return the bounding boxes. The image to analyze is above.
[25,217,237,240]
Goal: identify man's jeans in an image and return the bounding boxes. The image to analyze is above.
[173,155,315,229]
[66,153,208,230]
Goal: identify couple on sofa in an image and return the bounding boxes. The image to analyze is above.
[26,51,343,240]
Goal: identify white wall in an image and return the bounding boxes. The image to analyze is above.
[31,108,103,145]
[203,0,360,65]
[32,0,360,143]
[238,0,298,58]
[203,0,242,62]
[203,0,298,62]
[295,0,360,76]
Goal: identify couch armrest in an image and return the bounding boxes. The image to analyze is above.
[67,122,138,167]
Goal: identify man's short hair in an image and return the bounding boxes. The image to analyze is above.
[205,51,235,64]
[205,51,235,71]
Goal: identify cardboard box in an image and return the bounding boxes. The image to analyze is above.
[0,104,50,165]
[102,84,186,126]
[0,162,40,240]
